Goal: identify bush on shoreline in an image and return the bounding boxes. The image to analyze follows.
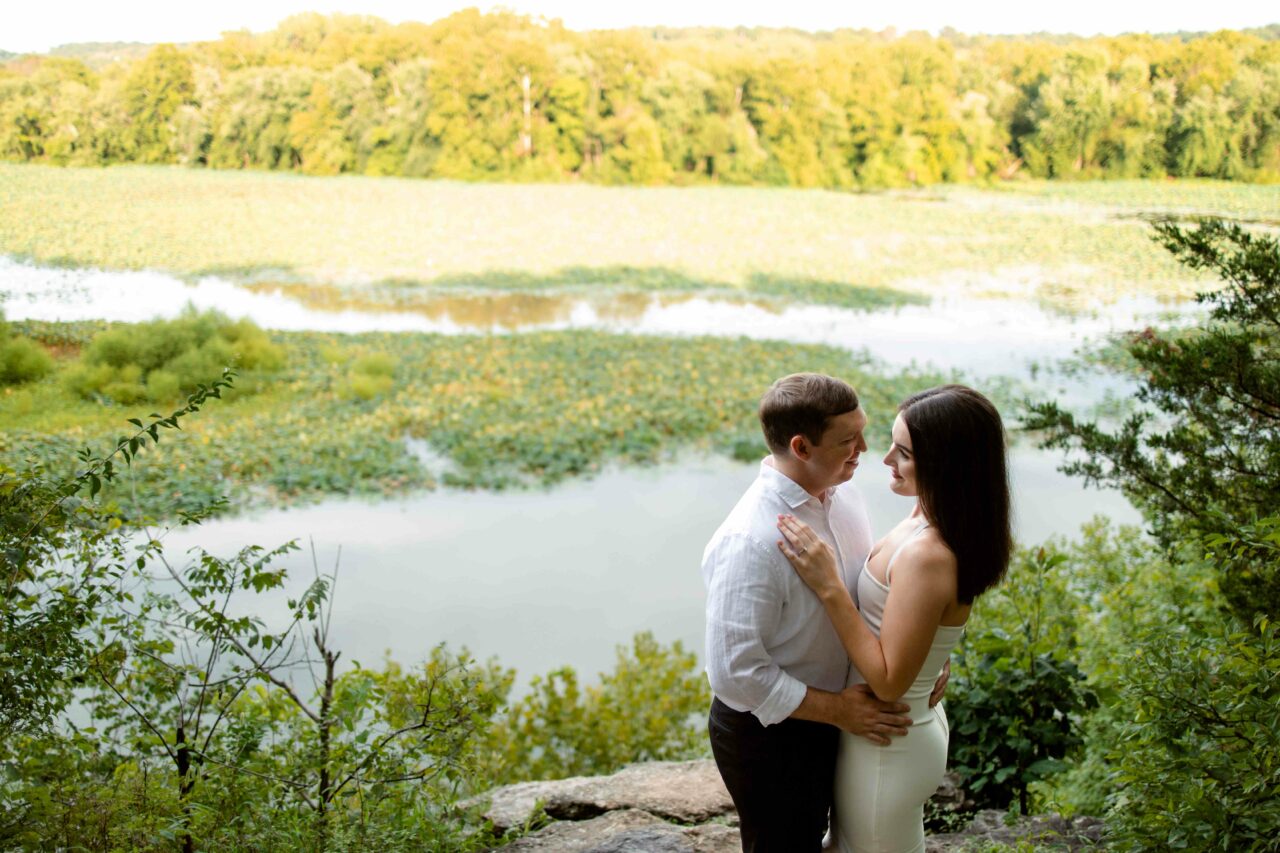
[63,308,283,404]
[0,310,53,386]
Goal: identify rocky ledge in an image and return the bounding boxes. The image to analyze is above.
[470,760,1104,852]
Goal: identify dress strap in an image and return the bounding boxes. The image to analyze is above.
[884,520,930,585]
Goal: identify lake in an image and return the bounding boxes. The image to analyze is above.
[147,448,1139,688]
[8,257,1160,683]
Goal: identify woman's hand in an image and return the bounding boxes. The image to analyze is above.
[776,515,842,599]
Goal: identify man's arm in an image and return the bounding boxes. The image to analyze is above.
[704,532,918,739]
[704,533,809,725]
[791,684,912,746]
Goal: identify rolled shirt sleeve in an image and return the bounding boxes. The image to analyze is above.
[703,532,808,726]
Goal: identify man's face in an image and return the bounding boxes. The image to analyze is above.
[804,406,869,489]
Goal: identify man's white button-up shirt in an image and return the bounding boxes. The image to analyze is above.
[702,459,874,726]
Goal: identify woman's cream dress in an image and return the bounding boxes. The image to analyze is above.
[833,521,965,853]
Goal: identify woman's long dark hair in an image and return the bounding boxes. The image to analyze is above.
[899,385,1011,603]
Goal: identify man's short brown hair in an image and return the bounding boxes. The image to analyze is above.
[758,373,860,455]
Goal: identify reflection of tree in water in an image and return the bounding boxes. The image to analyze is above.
[427,292,576,328]
[242,281,789,330]
[242,282,701,329]
[245,281,581,328]
[592,292,666,322]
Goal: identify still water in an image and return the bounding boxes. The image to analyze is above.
[152,450,1139,686]
[0,257,1194,389]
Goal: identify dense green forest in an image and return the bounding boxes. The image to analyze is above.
[2,12,1279,186]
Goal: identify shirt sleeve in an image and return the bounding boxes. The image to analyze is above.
[702,532,808,726]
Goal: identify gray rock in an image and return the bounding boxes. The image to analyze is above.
[471,760,735,833]
[926,809,1105,852]
[476,760,1102,853]
[496,809,740,853]
[586,831,695,853]
[928,772,972,813]
[683,823,741,853]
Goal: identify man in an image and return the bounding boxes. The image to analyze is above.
[702,373,945,852]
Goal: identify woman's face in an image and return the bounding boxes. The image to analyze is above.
[883,413,918,496]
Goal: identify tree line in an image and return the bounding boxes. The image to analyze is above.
[1,11,1278,186]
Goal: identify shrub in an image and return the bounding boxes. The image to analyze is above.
[1032,520,1218,818]
[1024,222,1280,845]
[1091,519,1280,851]
[1108,612,1280,852]
[345,372,394,401]
[353,352,396,378]
[64,308,283,403]
[481,632,711,785]
[948,547,1097,815]
[0,337,54,386]
[1026,221,1280,621]
[0,311,54,386]
[340,351,397,400]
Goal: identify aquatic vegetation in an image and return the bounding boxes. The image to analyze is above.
[989,179,1280,224]
[0,325,954,518]
[4,164,1267,308]
[341,351,398,401]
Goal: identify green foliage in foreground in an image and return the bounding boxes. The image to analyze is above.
[481,632,710,786]
[1,325,951,519]
[949,548,1097,816]
[3,400,713,849]
[955,516,1280,853]
[1028,220,1280,622]
[0,374,236,739]
[64,308,283,404]
[1109,608,1280,852]
[1017,523,1280,851]
[1023,220,1280,851]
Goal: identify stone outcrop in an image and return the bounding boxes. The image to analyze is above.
[495,809,739,853]
[476,760,1103,852]
[471,760,735,835]
[926,809,1106,852]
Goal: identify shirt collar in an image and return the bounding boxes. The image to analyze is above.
[759,459,834,509]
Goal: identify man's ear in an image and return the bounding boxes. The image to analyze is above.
[789,434,810,460]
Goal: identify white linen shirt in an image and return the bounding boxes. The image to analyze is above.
[702,460,873,726]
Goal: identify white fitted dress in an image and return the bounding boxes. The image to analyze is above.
[832,521,965,853]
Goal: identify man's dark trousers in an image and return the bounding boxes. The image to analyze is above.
[709,697,839,852]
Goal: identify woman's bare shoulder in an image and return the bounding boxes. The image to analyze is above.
[896,530,957,579]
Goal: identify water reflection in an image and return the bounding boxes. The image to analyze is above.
[155,450,1140,689]
[0,257,1195,391]
[245,282,603,329]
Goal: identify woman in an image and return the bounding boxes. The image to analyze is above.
[776,384,1010,853]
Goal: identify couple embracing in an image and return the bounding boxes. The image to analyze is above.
[702,374,1010,853]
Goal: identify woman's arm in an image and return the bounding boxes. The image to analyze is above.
[777,515,952,702]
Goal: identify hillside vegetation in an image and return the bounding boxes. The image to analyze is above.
[1,13,1278,186]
